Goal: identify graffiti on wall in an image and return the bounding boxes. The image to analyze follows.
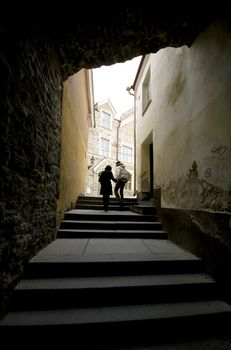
[204,168,212,178]
[211,145,227,156]
[188,161,198,178]
[204,145,227,178]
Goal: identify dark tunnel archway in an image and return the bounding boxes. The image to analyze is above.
[0,5,230,316]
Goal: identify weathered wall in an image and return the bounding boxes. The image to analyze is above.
[56,70,90,227]
[159,208,231,303]
[136,21,231,212]
[0,37,62,315]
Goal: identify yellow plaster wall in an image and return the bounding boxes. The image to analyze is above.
[56,70,90,228]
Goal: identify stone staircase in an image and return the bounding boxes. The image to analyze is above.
[58,206,166,240]
[75,194,138,210]
[1,195,231,348]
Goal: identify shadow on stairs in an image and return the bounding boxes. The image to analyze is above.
[1,195,231,348]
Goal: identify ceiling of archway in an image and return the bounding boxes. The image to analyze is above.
[1,5,228,79]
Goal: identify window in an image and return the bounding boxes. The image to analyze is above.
[121,145,132,163]
[142,67,151,114]
[101,111,111,129]
[99,137,110,157]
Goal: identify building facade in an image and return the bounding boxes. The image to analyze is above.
[133,22,231,212]
[85,99,134,198]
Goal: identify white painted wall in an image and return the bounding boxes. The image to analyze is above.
[135,21,231,211]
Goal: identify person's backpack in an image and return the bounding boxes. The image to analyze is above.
[120,168,130,182]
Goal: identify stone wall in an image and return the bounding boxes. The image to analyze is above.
[0,36,62,315]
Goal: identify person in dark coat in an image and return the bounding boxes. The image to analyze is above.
[99,165,117,212]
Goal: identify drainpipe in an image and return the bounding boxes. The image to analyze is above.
[126,85,136,196]
[116,119,121,160]
[86,69,96,128]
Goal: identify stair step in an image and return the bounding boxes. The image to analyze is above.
[64,211,158,222]
[23,257,204,278]
[75,204,131,210]
[14,272,217,290]
[60,220,163,230]
[77,196,138,203]
[21,237,204,278]
[57,229,168,239]
[9,273,219,310]
[2,300,231,334]
[77,199,137,205]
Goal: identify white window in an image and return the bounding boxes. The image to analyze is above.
[101,111,111,129]
[121,145,132,163]
[142,67,151,114]
[99,137,110,157]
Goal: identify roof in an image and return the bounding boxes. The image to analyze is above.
[95,99,117,115]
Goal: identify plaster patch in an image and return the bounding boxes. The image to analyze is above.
[162,176,230,212]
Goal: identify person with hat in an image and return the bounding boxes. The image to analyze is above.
[114,161,131,208]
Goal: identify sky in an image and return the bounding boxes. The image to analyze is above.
[93,56,142,117]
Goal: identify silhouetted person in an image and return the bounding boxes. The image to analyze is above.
[114,161,131,208]
[99,165,117,212]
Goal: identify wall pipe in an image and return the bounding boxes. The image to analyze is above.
[126,85,136,196]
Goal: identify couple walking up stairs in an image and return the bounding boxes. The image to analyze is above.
[1,195,231,348]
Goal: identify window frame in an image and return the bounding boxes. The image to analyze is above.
[142,67,151,115]
[121,145,133,163]
[101,110,112,130]
[99,137,110,157]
